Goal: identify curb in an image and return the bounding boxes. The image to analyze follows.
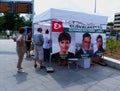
[103,56,120,70]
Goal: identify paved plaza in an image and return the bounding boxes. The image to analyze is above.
[0,39,120,91]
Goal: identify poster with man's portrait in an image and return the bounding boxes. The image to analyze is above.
[93,33,106,56]
[75,33,94,58]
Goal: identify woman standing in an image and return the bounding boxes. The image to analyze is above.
[16,27,26,72]
[25,30,32,57]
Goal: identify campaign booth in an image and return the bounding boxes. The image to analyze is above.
[33,8,108,69]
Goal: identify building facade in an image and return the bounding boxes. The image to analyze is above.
[114,12,120,30]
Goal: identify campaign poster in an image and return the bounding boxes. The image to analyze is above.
[52,32,75,54]
[51,20,76,65]
[93,33,106,56]
[75,33,94,58]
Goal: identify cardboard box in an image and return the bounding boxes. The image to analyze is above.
[77,58,91,68]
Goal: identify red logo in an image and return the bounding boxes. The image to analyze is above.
[52,21,63,32]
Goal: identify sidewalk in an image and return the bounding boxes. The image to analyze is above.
[0,39,120,91]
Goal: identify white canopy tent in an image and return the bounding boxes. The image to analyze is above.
[33,8,108,70]
[33,8,108,25]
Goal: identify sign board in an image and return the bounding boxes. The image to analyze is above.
[0,2,13,13]
[51,21,106,59]
[0,1,32,13]
[15,2,32,13]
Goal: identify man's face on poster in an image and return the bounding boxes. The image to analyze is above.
[82,37,91,51]
[97,38,103,49]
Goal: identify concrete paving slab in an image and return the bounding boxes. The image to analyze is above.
[0,39,120,91]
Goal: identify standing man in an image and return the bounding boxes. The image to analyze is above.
[33,28,45,68]
[6,29,10,39]
[75,32,91,58]
[43,29,51,62]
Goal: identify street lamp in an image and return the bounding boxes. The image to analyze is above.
[94,0,96,13]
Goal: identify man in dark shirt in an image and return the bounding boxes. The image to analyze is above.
[93,35,107,66]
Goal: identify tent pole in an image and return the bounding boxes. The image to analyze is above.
[46,20,54,73]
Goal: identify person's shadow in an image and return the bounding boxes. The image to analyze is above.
[13,72,28,84]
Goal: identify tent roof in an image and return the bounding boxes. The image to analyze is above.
[33,8,108,25]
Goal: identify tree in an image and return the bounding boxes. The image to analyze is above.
[3,13,16,30]
[0,13,32,31]
[14,15,26,30]
[3,13,26,31]
[25,14,32,26]
[0,15,5,31]
[107,22,114,26]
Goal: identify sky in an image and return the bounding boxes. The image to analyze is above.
[2,0,119,22]
[34,0,120,22]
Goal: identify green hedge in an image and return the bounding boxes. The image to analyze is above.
[106,38,120,53]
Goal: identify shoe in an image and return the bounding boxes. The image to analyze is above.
[40,65,46,69]
[18,68,24,73]
[34,64,37,68]
[97,61,107,66]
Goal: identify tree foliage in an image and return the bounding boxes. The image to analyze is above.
[0,16,5,30]
[0,13,32,31]
[107,22,114,26]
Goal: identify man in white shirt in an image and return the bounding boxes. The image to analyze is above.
[43,29,51,62]
[6,29,10,39]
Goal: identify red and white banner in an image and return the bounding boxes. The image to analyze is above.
[52,21,63,32]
